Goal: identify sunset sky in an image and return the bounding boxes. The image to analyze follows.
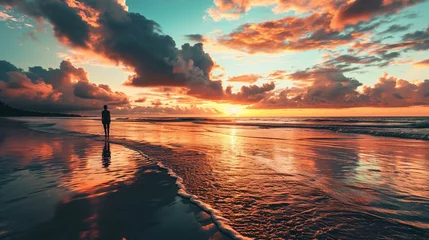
[0,0,428,116]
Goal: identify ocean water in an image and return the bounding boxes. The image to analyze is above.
[17,117,429,239]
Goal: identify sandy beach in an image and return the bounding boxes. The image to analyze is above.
[0,119,231,240]
[5,116,429,239]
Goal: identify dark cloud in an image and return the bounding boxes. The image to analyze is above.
[379,24,412,35]
[0,60,20,80]
[402,27,429,41]
[185,34,207,42]
[333,55,381,64]
[0,60,129,112]
[370,27,429,53]
[325,51,402,69]
[74,81,128,102]
[288,67,358,84]
[331,0,423,29]
[39,0,90,47]
[0,0,225,100]
[225,82,275,104]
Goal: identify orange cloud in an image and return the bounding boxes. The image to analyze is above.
[414,59,429,67]
[266,70,288,81]
[252,71,429,109]
[134,97,147,103]
[217,13,364,53]
[228,74,261,83]
[211,0,424,53]
[331,0,421,29]
[0,72,57,100]
[208,0,422,28]
[0,60,129,112]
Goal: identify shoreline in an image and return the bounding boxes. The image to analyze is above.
[0,118,235,240]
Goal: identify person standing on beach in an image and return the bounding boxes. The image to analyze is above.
[102,105,111,138]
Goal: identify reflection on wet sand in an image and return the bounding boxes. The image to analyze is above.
[8,117,429,239]
[0,120,230,240]
[70,120,429,239]
[102,141,111,168]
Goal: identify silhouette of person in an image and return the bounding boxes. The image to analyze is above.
[102,105,111,138]
[102,140,111,168]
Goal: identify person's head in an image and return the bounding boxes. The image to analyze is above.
[103,105,108,110]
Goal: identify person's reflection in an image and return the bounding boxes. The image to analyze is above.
[102,140,111,168]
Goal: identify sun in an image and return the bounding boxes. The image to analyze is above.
[225,106,243,116]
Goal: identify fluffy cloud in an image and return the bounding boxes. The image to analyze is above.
[0,60,129,112]
[0,0,225,100]
[213,1,425,53]
[207,0,423,27]
[217,13,366,53]
[330,0,422,29]
[0,72,56,100]
[252,69,429,108]
[225,82,275,104]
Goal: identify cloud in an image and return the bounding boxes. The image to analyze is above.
[185,34,207,42]
[135,97,147,103]
[151,99,162,106]
[251,70,429,109]
[116,105,222,115]
[216,13,366,54]
[369,27,429,54]
[116,0,128,11]
[330,0,422,29]
[0,11,17,22]
[0,71,56,100]
[414,59,429,67]
[207,0,423,28]
[288,67,358,84]
[266,70,288,81]
[379,24,412,35]
[228,74,261,83]
[0,1,257,109]
[0,60,129,112]
[322,51,402,69]
[225,82,275,104]
[1,0,225,100]
[402,27,429,41]
[212,1,425,54]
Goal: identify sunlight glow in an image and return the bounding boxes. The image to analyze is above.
[225,106,243,116]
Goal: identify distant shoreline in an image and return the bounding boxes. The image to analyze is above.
[0,100,81,117]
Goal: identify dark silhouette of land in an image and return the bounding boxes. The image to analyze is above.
[0,100,80,117]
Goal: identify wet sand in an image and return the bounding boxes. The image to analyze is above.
[0,119,230,240]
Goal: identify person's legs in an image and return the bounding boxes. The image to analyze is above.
[103,123,107,137]
[107,123,110,138]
